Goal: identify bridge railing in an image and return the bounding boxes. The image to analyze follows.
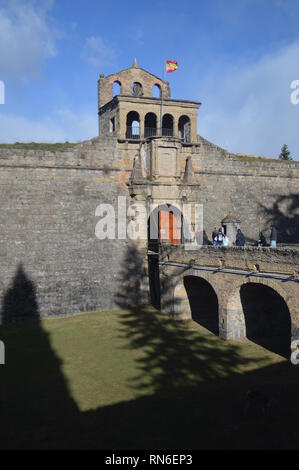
[157,243,299,277]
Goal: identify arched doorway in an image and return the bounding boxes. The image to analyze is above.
[145,112,157,137]
[147,205,183,309]
[240,283,291,357]
[148,204,182,249]
[178,115,191,142]
[159,208,180,245]
[162,114,174,137]
[184,276,219,335]
[126,111,140,139]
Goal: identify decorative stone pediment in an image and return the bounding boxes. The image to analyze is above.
[149,138,181,182]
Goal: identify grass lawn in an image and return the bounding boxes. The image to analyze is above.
[1,308,299,449]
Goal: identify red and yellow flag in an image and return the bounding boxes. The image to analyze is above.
[166,60,178,73]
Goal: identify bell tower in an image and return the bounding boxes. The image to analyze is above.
[97,60,201,143]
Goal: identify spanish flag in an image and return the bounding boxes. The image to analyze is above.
[166,60,178,73]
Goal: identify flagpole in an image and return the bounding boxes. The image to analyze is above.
[160,61,165,137]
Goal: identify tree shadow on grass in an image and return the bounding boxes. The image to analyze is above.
[110,243,299,449]
[1,255,299,449]
[115,243,248,387]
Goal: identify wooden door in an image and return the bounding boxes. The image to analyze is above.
[168,211,178,245]
[159,210,179,245]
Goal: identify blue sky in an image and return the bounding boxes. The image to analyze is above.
[0,0,299,159]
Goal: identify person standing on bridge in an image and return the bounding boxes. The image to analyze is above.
[270,225,277,248]
[215,228,224,247]
[236,229,245,247]
[258,231,267,248]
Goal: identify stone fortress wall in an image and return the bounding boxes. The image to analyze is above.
[0,135,298,319]
[0,138,130,319]
[194,135,299,243]
[0,59,298,320]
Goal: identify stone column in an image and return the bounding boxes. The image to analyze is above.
[173,115,178,138]
[190,113,197,143]
[119,108,126,139]
[220,290,246,340]
[139,113,145,140]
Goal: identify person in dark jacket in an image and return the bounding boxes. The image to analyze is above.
[236,229,245,247]
[270,225,277,248]
[258,232,266,247]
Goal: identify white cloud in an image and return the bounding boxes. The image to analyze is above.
[82,36,116,68]
[0,108,98,143]
[0,0,57,85]
[197,41,299,160]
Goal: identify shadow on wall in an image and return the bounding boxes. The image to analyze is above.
[258,193,299,244]
[1,264,40,324]
[1,254,299,449]
[114,243,149,310]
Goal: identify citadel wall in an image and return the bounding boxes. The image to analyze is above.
[193,136,299,243]
[0,136,298,319]
[0,138,131,320]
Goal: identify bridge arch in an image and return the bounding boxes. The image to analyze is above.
[172,269,221,334]
[226,277,294,357]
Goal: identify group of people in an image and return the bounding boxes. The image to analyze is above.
[211,225,277,248]
[212,227,245,247]
[258,225,277,248]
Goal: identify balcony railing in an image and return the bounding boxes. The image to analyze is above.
[144,127,158,138]
[126,126,176,139]
[162,128,174,137]
[126,126,140,139]
[145,128,174,138]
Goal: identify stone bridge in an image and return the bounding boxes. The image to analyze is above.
[156,244,299,359]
